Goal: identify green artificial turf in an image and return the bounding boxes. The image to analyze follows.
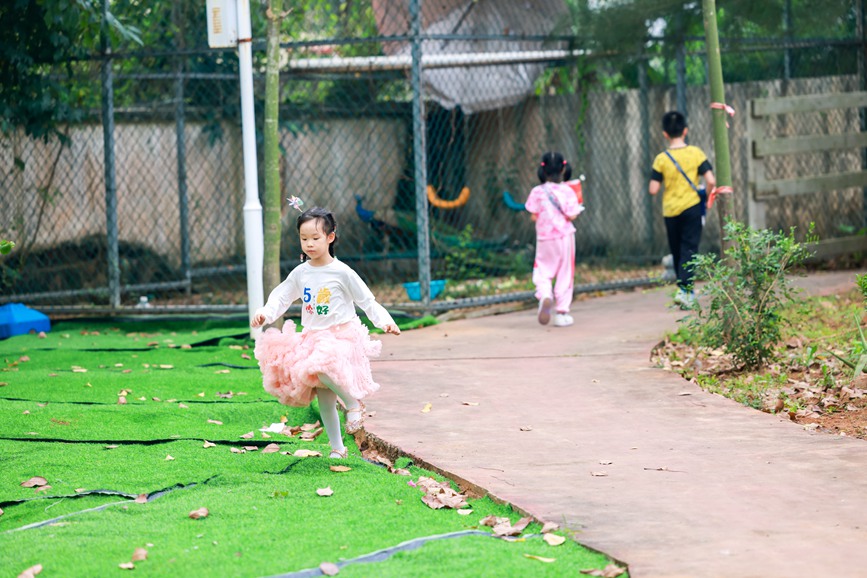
[1,319,626,577]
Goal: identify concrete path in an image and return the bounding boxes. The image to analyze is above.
[366,270,867,578]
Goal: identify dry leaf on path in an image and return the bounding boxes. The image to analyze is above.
[316,487,334,497]
[131,548,148,561]
[189,507,209,519]
[18,564,43,578]
[543,534,566,546]
[462,401,479,406]
[330,465,351,472]
[519,426,533,431]
[20,476,48,488]
[421,402,432,413]
[541,521,559,533]
[580,564,626,577]
[319,562,340,576]
[524,554,556,563]
[590,471,608,477]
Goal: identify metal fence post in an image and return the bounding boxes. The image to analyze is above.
[410,0,431,306]
[174,3,191,293]
[639,57,654,248]
[101,0,120,307]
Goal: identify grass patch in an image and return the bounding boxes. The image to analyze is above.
[1,319,624,577]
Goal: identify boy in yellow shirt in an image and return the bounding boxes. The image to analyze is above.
[649,111,716,309]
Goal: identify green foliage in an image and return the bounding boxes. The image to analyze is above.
[857,274,867,302]
[443,225,485,281]
[685,220,812,369]
[0,240,14,255]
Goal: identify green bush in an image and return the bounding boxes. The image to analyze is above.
[685,220,812,369]
[856,273,867,302]
[0,240,14,255]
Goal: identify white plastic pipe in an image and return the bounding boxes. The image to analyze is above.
[236,0,264,337]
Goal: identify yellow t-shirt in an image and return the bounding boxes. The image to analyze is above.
[651,145,709,217]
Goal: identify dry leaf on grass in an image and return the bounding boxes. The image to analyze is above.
[178,403,188,409]
[135,494,148,504]
[524,554,556,563]
[207,419,223,425]
[165,455,175,461]
[262,444,281,453]
[118,562,135,570]
[34,485,52,493]
[18,564,43,578]
[316,487,334,497]
[580,563,627,577]
[480,515,533,537]
[319,562,340,576]
[293,449,322,458]
[203,441,216,448]
[196,392,205,397]
[299,428,323,441]
[415,476,468,510]
[541,521,559,533]
[131,548,148,561]
[243,446,258,451]
[240,431,254,439]
[117,396,127,405]
[230,447,245,454]
[330,465,351,472]
[189,507,209,519]
[20,476,48,488]
[0,507,4,517]
[543,534,566,546]
[300,421,321,432]
[457,509,473,516]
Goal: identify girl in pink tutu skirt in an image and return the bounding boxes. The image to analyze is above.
[251,206,400,459]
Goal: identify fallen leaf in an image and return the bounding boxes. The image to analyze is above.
[34,485,52,493]
[203,441,216,448]
[599,460,613,465]
[135,494,148,504]
[320,562,340,576]
[38,332,46,339]
[421,402,432,413]
[520,426,533,431]
[105,444,119,450]
[207,419,223,425]
[300,422,320,432]
[196,392,205,397]
[18,564,43,577]
[137,397,146,401]
[240,431,254,439]
[261,432,271,439]
[189,507,209,519]
[118,396,127,405]
[262,443,280,453]
[293,449,322,458]
[299,427,323,441]
[22,410,29,415]
[159,364,174,369]
[20,476,48,488]
[541,521,559,533]
[330,465,351,472]
[0,506,3,516]
[74,488,85,493]
[165,455,175,461]
[243,446,258,451]
[457,509,473,516]
[131,548,148,561]
[524,554,556,563]
[241,353,251,360]
[316,487,334,497]
[590,471,608,477]
[214,369,230,374]
[543,533,566,546]
[230,447,245,454]
[580,563,626,577]
[462,401,479,406]
[118,562,135,570]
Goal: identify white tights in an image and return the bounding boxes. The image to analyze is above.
[316,373,362,455]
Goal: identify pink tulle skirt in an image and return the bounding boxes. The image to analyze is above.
[253,317,382,407]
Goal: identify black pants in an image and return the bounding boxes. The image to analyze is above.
[664,203,703,290]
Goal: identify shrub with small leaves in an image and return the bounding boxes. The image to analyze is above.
[0,240,14,255]
[856,273,867,303]
[685,220,812,369]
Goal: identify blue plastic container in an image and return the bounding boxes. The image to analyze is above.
[403,279,447,301]
[0,303,51,339]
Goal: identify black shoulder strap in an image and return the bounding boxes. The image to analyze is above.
[663,150,699,192]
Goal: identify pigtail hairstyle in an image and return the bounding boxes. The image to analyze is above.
[537,151,572,183]
[296,206,338,262]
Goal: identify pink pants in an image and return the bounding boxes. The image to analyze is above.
[532,234,575,313]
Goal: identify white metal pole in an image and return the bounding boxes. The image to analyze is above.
[236,0,264,337]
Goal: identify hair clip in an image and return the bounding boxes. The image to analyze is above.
[540,162,545,166]
[286,196,304,212]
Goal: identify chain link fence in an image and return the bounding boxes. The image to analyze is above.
[2,0,865,315]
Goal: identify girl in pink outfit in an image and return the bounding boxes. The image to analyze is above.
[251,207,400,459]
[525,152,584,327]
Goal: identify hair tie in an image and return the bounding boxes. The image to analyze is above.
[540,162,545,166]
